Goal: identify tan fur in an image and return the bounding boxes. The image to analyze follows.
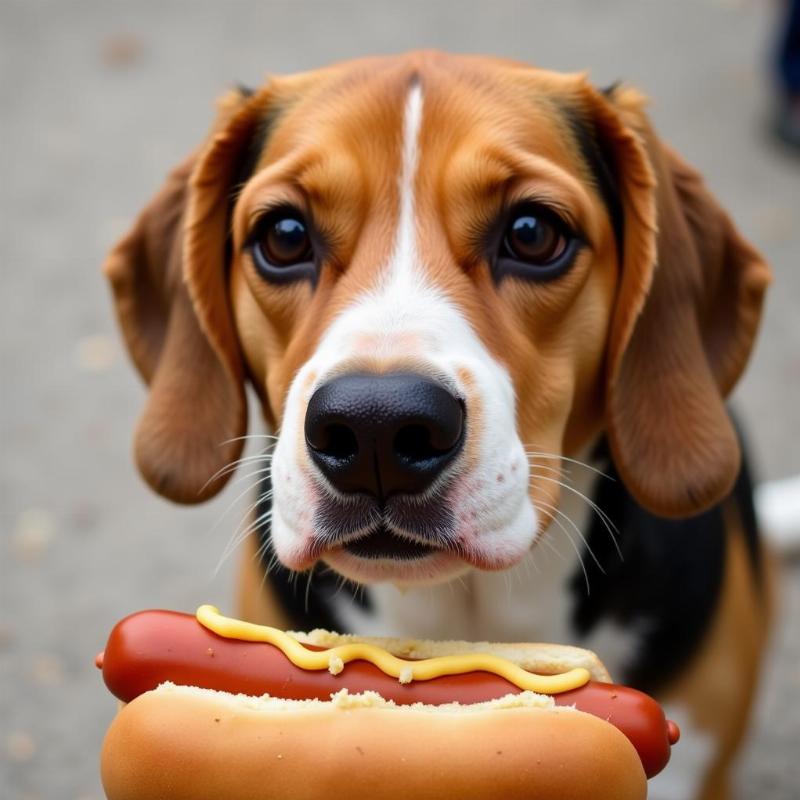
[659,516,776,800]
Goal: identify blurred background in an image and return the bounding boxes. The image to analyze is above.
[1,1,798,797]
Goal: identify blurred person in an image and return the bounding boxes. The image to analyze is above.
[773,0,800,149]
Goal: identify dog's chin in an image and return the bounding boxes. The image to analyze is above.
[319,530,539,585]
[321,547,471,585]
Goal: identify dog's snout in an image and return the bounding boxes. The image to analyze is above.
[304,373,464,499]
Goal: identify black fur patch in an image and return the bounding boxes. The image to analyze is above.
[560,105,625,254]
[571,434,761,694]
[253,470,371,631]
[223,103,285,266]
[230,104,284,201]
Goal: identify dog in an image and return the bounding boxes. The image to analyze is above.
[104,52,773,800]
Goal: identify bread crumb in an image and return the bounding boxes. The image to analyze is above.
[328,655,344,675]
[398,666,414,684]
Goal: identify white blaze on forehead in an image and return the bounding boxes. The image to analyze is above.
[383,82,424,289]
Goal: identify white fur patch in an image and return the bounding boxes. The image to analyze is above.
[756,473,800,555]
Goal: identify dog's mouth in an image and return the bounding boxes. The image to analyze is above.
[320,521,467,584]
[342,523,440,561]
[279,470,537,583]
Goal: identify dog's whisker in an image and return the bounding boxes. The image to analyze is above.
[358,583,369,606]
[208,479,273,559]
[215,504,274,576]
[502,570,513,604]
[332,573,350,602]
[536,503,590,595]
[216,470,273,522]
[229,463,274,489]
[232,507,274,550]
[226,487,273,529]
[522,447,615,482]
[253,536,270,564]
[256,550,296,601]
[200,456,263,494]
[226,478,273,529]
[209,471,273,569]
[220,434,279,445]
[536,498,605,575]
[220,451,275,475]
[538,531,568,564]
[510,552,529,589]
[304,567,315,615]
[263,550,283,579]
[526,548,541,576]
[200,451,275,493]
[533,474,623,562]
[524,461,566,477]
[208,456,273,491]
[564,480,620,558]
[225,494,274,551]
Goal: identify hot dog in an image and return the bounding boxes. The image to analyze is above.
[97,606,679,800]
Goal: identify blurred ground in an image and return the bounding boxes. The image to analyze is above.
[1,1,798,798]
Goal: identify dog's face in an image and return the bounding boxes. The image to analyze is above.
[105,53,769,586]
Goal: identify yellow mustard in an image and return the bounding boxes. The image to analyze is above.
[196,605,590,695]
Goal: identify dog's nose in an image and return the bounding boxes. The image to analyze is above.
[304,373,465,499]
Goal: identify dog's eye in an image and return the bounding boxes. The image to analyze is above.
[495,205,581,282]
[504,212,565,263]
[248,209,315,283]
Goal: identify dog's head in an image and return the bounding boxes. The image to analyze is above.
[105,52,769,585]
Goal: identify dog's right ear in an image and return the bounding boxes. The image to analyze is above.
[103,89,265,503]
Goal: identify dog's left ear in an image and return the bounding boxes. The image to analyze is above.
[580,83,771,518]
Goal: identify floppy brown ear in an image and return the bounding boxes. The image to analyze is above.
[583,85,771,517]
[103,89,266,503]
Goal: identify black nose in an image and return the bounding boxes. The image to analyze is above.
[304,373,465,500]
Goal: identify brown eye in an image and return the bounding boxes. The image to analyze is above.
[504,212,566,264]
[249,209,317,284]
[256,215,311,266]
[494,204,581,283]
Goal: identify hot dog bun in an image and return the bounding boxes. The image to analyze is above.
[101,684,648,800]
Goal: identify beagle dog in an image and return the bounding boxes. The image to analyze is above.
[104,52,773,800]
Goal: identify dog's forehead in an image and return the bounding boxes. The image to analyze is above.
[249,52,592,185]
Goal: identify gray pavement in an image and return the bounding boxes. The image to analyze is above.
[1,1,798,797]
